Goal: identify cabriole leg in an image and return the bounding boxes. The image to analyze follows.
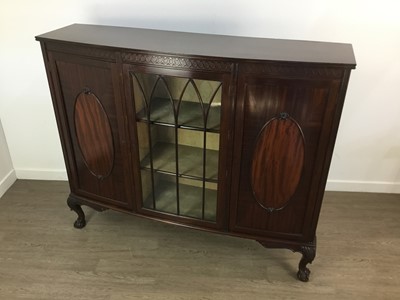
[67,196,86,229]
[295,239,316,282]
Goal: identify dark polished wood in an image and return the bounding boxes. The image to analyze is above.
[296,240,317,282]
[66,195,86,229]
[230,76,344,242]
[258,237,316,282]
[251,115,305,211]
[74,91,114,179]
[46,54,134,210]
[36,24,356,65]
[67,193,109,229]
[36,24,355,282]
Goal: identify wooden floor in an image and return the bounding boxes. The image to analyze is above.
[0,180,399,299]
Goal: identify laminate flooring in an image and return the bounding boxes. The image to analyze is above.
[0,180,399,299]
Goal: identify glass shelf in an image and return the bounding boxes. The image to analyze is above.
[142,175,217,222]
[140,142,218,182]
[136,97,221,132]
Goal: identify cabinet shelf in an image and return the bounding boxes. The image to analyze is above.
[140,142,218,182]
[136,97,221,132]
[143,179,217,221]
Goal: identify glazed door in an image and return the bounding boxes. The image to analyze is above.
[124,65,234,229]
[230,71,342,241]
[49,52,134,209]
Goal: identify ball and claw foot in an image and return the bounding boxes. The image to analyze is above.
[296,242,316,282]
[73,217,86,229]
[297,267,311,282]
[67,196,87,229]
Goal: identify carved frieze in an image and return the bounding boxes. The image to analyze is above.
[122,52,234,72]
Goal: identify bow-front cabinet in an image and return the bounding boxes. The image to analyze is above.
[36,24,356,281]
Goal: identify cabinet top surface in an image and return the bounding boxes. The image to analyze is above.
[36,24,356,67]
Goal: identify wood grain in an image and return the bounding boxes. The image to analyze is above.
[74,92,114,179]
[251,117,304,211]
[52,56,134,209]
[37,26,356,284]
[0,180,399,299]
[231,78,338,240]
[35,24,356,66]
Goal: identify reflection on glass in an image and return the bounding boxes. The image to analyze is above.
[132,72,221,222]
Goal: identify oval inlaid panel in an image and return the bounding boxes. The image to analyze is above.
[74,91,114,178]
[251,116,305,211]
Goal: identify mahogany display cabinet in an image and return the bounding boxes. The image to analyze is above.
[36,24,356,281]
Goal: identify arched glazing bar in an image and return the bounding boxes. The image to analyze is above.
[132,73,157,210]
[133,72,221,221]
[201,82,222,219]
[184,80,207,219]
[157,76,181,215]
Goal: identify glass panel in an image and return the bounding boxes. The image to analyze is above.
[205,132,220,180]
[133,73,221,131]
[178,80,204,129]
[204,82,222,131]
[133,73,176,124]
[139,126,219,181]
[132,71,222,222]
[177,79,222,131]
[178,178,217,221]
[140,125,176,175]
[142,171,177,214]
[142,172,217,221]
[177,129,219,181]
[132,73,156,121]
[140,169,154,209]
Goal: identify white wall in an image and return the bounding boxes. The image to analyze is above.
[0,0,399,193]
[0,118,16,198]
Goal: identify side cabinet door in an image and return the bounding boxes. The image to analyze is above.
[48,52,134,209]
[230,66,343,241]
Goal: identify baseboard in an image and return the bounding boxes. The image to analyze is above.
[13,168,400,194]
[0,169,17,198]
[326,180,400,194]
[15,169,68,181]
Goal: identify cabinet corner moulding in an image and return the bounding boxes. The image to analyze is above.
[36,24,356,282]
